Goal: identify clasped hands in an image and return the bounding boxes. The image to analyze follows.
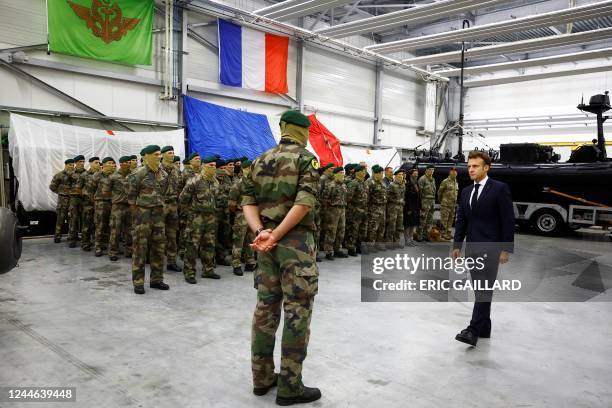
[250,229,278,252]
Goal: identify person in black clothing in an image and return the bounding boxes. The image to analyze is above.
[403,167,420,246]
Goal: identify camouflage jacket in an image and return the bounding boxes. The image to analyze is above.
[80,170,98,203]
[366,178,387,206]
[215,173,232,210]
[179,175,217,214]
[228,175,243,213]
[107,170,131,205]
[179,166,197,192]
[346,179,368,212]
[318,174,331,207]
[322,179,347,208]
[438,177,459,206]
[387,181,405,207]
[242,140,319,231]
[49,170,72,196]
[418,175,436,201]
[127,165,169,208]
[161,162,181,203]
[91,171,113,201]
[68,168,85,196]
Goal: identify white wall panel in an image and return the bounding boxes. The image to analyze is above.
[378,123,427,149]
[382,71,425,124]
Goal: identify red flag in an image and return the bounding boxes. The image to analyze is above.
[106,130,115,135]
[307,114,343,167]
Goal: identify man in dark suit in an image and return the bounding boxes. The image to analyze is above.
[451,150,515,346]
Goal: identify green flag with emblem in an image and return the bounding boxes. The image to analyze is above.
[47,0,154,65]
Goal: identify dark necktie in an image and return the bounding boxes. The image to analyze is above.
[471,183,480,209]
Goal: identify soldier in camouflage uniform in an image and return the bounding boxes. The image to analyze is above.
[322,167,348,260]
[364,165,387,253]
[314,163,333,262]
[129,155,138,173]
[383,166,393,188]
[90,157,116,256]
[317,164,334,251]
[178,152,202,259]
[229,160,257,276]
[384,169,406,248]
[437,167,459,241]
[417,164,437,241]
[160,146,182,272]
[179,156,219,283]
[106,156,132,261]
[345,165,368,256]
[128,145,169,294]
[79,157,100,251]
[214,159,233,266]
[242,111,321,405]
[173,155,181,172]
[67,155,86,247]
[49,158,75,243]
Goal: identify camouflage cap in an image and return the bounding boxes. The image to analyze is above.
[173,155,180,162]
[371,165,384,173]
[102,157,115,164]
[280,110,310,128]
[333,166,344,174]
[73,155,85,162]
[161,145,174,154]
[141,145,160,155]
[64,158,75,164]
[119,156,131,163]
[187,152,200,162]
[88,156,100,163]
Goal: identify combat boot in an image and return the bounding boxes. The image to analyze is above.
[150,282,170,290]
[167,263,182,272]
[69,241,77,248]
[216,256,231,266]
[335,250,348,258]
[185,277,197,284]
[233,266,243,276]
[109,255,118,261]
[325,253,334,261]
[95,250,103,257]
[134,286,145,294]
[253,373,278,396]
[54,237,61,243]
[348,248,357,257]
[202,272,221,279]
[276,387,322,406]
[244,263,257,272]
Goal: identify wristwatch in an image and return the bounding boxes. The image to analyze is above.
[255,228,264,236]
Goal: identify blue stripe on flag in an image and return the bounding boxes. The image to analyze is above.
[218,19,242,87]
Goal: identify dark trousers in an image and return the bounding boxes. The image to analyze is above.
[467,251,500,335]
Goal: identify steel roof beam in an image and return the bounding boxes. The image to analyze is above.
[402,27,612,66]
[254,0,353,21]
[367,0,612,53]
[316,0,506,38]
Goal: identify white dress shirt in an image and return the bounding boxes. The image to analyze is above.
[469,176,488,208]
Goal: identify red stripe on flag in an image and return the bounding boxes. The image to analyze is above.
[264,33,289,94]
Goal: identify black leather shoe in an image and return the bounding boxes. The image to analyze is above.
[95,250,103,257]
[202,272,221,279]
[109,255,118,261]
[233,266,243,276]
[150,282,170,290]
[348,248,357,257]
[185,277,197,284]
[276,387,322,406]
[325,253,334,261]
[253,373,278,396]
[244,263,257,272]
[134,286,145,294]
[69,241,77,248]
[455,329,478,346]
[167,263,182,272]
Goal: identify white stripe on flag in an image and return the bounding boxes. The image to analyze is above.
[241,27,265,91]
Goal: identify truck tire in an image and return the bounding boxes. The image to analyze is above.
[530,209,564,236]
[0,208,22,274]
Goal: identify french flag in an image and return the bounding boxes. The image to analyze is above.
[218,19,289,94]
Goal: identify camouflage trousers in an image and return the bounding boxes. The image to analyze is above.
[178,206,192,259]
[164,201,179,265]
[366,205,386,243]
[345,209,366,251]
[384,204,404,243]
[67,196,82,242]
[323,206,346,253]
[109,203,132,257]
[231,211,255,268]
[132,206,166,287]
[80,201,95,250]
[215,207,232,260]
[417,199,435,240]
[184,211,216,279]
[314,203,321,252]
[252,226,318,397]
[94,200,112,251]
[439,203,456,239]
[54,195,70,239]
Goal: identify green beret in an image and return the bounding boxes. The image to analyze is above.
[64,158,74,164]
[239,156,248,162]
[242,159,252,167]
[174,155,180,163]
[102,157,114,164]
[333,166,344,174]
[353,165,364,172]
[321,163,334,172]
[280,110,310,128]
[88,157,99,163]
[426,164,435,169]
[187,152,200,162]
[161,145,174,154]
[372,165,383,173]
[182,158,189,164]
[394,169,406,175]
[130,155,137,160]
[119,156,131,163]
[73,155,85,162]
[201,155,217,164]
[141,145,161,156]
[344,163,354,172]
[216,159,226,167]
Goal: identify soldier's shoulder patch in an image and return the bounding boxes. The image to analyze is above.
[311,159,319,169]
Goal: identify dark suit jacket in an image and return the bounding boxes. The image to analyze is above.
[453,178,515,253]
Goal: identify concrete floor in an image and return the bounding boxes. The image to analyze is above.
[1,231,611,408]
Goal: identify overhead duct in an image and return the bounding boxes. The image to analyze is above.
[316,0,506,38]
[254,0,352,21]
[367,0,612,53]
[402,27,612,66]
